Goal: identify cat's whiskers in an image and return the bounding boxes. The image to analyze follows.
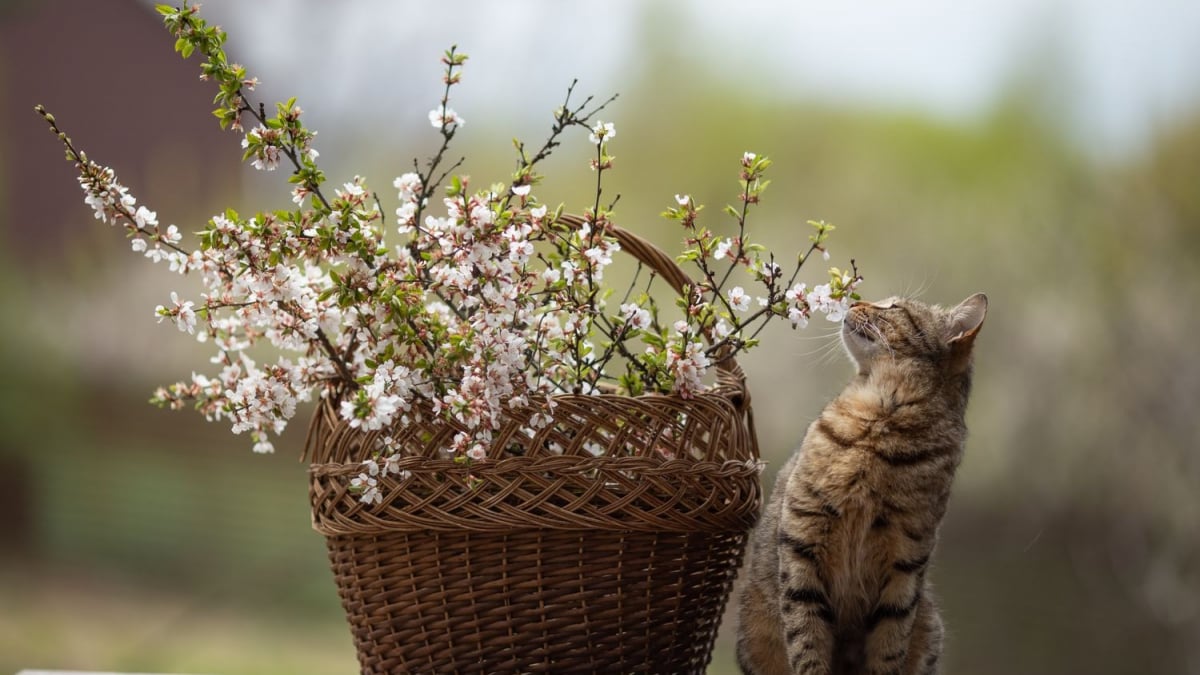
[791,327,844,342]
[817,338,848,367]
[828,323,860,365]
[863,318,895,360]
[794,334,845,363]
[901,276,933,302]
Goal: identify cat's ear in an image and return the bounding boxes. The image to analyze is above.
[946,293,987,347]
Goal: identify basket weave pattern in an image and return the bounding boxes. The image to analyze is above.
[306,216,762,674]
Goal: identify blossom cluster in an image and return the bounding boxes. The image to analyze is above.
[38,4,862,498]
[352,442,412,505]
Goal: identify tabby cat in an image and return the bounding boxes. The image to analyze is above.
[736,293,987,675]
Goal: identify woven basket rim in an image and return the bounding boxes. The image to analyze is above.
[307,392,763,535]
[310,453,763,474]
[309,460,762,535]
[304,386,758,464]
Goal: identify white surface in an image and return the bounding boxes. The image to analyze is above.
[18,671,206,675]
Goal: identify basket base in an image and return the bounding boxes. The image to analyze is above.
[325,528,747,674]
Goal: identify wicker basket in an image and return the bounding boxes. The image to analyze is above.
[306,215,762,674]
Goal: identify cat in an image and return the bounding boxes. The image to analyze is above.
[736,293,987,675]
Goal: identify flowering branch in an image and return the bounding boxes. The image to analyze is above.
[510,80,619,199]
[36,2,863,479]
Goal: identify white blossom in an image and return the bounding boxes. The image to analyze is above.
[713,238,733,261]
[156,291,197,334]
[785,283,808,304]
[560,260,578,284]
[584,242,617,267]
[252,434,275,454]
[727,286,751,312]
[588,120,615,145]
[382,453,405,477]
[362,458,380,477]
[241,125,281,171]
[714,319,734,340]
[133,206,158,229]
[621,303,651,330]
[667,340,711,398]
[428,105,464,129]
[393,172,423,199]
[395,202,418,232]
[809,283,850,323]
[350,473,382,505]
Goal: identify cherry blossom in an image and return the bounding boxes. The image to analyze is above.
[666,341,711,399]
[350,473,382,505]
[428,105,464,130]
[134,206,158,229]
[621,303,651,330]
[155,291,197,334]
[713,238,733,261]
[727,286,751,312]
[809,282,852,322]
[252,433,275,454]
[241,125,282,171]
[588,120,615,145]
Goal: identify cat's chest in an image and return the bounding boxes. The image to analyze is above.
[808,438,952,528]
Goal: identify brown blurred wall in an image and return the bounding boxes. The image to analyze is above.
[1,0,233,260]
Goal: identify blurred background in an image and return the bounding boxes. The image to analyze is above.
[2,0,1198,672]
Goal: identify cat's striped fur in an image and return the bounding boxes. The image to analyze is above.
[737,293,987,675]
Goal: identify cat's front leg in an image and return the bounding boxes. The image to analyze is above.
[778,500,836,673]
[778,580,836,674]
[862,557,929,675]
[901,587,944,675]
[737,576,791,675]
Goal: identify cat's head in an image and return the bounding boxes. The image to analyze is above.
[841,293,987,375]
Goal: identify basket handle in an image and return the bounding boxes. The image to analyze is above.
[555,213,752,412]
